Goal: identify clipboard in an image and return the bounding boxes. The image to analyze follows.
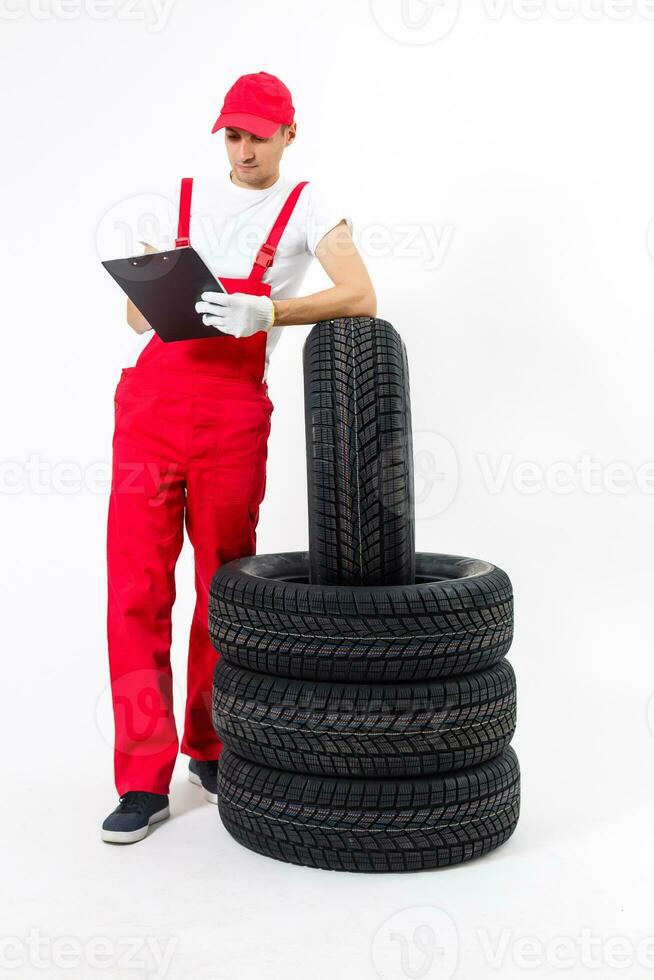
[102,246,228,342]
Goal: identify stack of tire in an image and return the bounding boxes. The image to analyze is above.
[209,317,520,873]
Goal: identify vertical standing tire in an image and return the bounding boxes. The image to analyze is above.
[303,317,415,587]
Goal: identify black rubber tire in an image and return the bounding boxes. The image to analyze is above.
[217,746,520,873]
[303,317,415,587]
[209,551,513,683]
[212,658,516,778]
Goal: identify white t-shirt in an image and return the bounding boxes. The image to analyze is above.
[136,169,353,381]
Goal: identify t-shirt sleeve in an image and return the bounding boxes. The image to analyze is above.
[135,187,178,251]
[304,182,354,257]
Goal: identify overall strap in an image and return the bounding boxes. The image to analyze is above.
[250,181,310,283]
[175,177,193,248]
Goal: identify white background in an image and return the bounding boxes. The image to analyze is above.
[2,1,654,978]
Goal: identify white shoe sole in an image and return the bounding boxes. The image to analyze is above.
[188,769,218,805]
[101,805,170,844]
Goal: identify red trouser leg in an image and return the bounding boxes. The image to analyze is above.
[107,379,189,796]
[106,371,272,795]
[180,384,272,760]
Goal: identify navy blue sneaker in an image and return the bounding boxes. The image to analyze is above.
[101,791,170,844]
[188,758,218,804]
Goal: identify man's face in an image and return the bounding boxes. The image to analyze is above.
[225,123,295,186]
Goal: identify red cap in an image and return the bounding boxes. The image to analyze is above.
[211,71,295,138]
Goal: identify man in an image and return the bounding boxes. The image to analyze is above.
[102,71,377,843]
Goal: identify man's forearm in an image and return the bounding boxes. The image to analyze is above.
[272,284,377,327]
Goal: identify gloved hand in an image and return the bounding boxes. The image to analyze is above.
[195,291,275,338]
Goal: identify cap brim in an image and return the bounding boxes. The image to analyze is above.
[211,112,281,138]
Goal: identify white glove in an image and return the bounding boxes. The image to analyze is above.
[195,291,275,338]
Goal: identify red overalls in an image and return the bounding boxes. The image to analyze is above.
[106,176,309,796]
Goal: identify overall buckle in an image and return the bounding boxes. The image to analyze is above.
[255,242,276,269]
